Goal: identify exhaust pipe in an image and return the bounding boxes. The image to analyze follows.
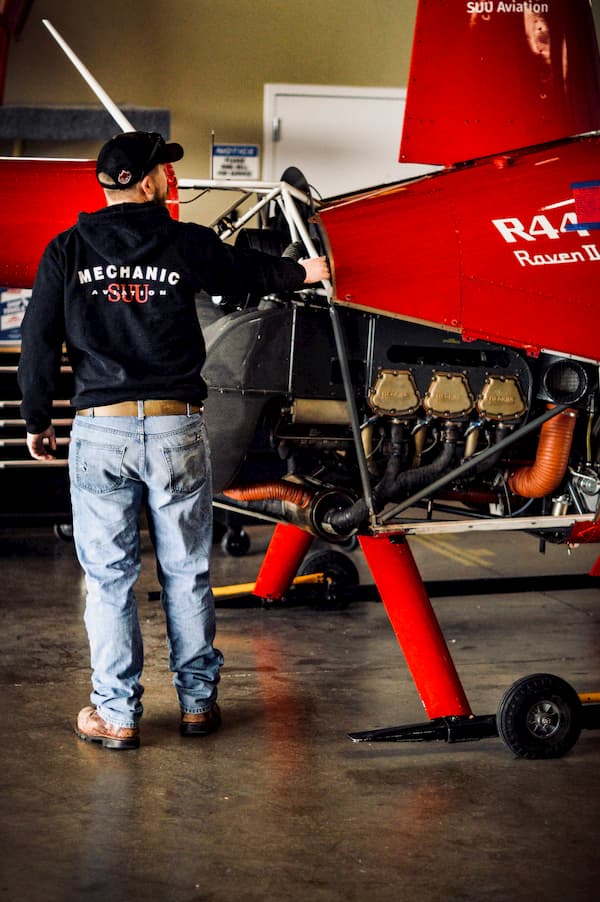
[323,425,458,536]
[223,481,357,542]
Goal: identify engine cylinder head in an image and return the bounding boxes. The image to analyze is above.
[423,371,474,418]
[368,369,420,416]
[477,375,527,420]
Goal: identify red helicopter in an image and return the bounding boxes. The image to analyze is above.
[0,0,599,756]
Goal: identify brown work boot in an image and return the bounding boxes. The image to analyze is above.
[180,702,222,737]
[76,706,140,750]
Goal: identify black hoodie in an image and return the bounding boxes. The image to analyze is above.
[18,202,306,433]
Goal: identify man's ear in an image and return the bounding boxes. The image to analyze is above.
[140,173,156,200]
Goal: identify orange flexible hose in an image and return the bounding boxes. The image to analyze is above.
[508,406,577,498]
[224,481,313,508]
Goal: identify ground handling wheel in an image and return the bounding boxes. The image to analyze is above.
[220,527,251,557]
[496,673,582,759]
[297,549,359,609]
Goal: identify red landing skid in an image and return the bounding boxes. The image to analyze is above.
[252,522,600,758]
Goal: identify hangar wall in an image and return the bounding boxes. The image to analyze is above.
[2,0,417,219]
[3,1,600,221]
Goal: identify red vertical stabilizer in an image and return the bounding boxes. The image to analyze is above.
[400,0,600,166]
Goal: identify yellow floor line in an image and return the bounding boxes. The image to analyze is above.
[412,534,496,569]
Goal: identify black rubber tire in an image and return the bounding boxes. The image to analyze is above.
[53,522,73,542]
[298,549,359,587]
[496,673,582,759]
[220,528,251,557]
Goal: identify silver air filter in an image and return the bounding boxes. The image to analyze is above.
[542,359,589,405]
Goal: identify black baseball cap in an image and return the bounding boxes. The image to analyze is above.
[96,131,184,190]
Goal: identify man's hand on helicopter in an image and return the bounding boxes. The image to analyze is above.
[300,256,330,284]
[26,425,57,461]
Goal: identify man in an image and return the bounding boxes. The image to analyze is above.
[18,131,329,750]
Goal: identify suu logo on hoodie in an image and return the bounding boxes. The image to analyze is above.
[107,283,150,303]
[77,264,181,304]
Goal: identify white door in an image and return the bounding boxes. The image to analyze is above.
[263,84,437,198]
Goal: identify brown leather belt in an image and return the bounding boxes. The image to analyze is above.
[77,401,203,417]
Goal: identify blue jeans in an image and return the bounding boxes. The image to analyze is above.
[68,411,223,728]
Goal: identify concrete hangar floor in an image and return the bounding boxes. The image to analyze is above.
[1,521,599,902]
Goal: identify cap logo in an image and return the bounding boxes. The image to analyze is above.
[118,169,133,185]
